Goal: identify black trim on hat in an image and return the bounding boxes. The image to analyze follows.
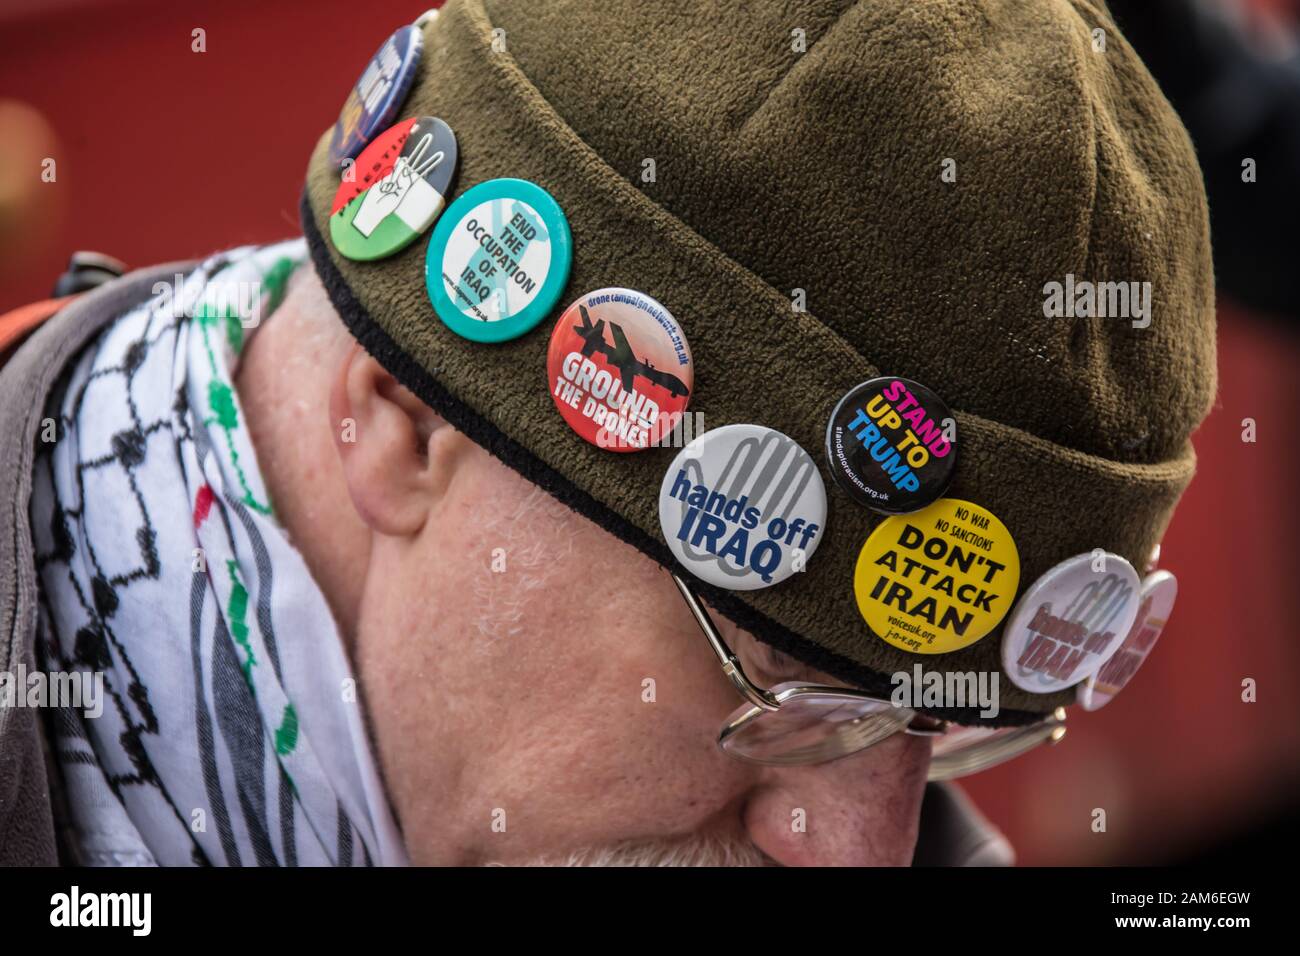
[300,190,1045,728]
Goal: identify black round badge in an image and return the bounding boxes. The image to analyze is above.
[825,377,957,514]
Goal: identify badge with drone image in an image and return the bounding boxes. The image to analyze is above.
[547,288,693,452]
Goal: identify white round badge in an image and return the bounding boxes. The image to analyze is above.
[1078,570,1177,711]
[659,424,827,590]
[1000,551,1142,694]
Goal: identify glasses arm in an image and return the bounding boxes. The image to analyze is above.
[669,572,780,712]
[670,572,1068,777]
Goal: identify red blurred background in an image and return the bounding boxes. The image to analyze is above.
[2,0,1297,864]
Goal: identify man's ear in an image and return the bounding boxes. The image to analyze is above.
[329,342,454,537]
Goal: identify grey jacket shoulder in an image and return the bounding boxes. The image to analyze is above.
[0,262,194,866]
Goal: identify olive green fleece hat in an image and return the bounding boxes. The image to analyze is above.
[301,0,1215,725]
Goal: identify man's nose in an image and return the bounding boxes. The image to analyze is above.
[740,733,931,866]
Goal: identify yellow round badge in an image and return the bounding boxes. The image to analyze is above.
[853,498,1020,654]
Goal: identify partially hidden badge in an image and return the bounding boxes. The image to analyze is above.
[330,117,458,261]
[425,178,572,343]
[659,425,827,590]
[826,377,956,514]
[547,289,692,452]
[327,25,424,168]
[854,498,1019,654]
[1000,552,1141,693]
[1078,570,1177,710]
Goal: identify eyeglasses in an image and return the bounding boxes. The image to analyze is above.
[670,572,1066,779]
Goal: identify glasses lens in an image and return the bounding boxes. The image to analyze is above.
[720,683,915,765]
[926,717,1067,781]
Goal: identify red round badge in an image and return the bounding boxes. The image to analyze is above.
[330,118,418,215]
[547,288,693,452]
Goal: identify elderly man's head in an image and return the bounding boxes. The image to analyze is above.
[234,267,929,866]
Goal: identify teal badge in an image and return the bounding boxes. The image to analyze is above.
[424,178,572,343]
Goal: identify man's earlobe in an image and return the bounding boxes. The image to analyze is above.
[329,343,449,537]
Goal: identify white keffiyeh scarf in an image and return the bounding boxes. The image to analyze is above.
[30,241,407,866]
